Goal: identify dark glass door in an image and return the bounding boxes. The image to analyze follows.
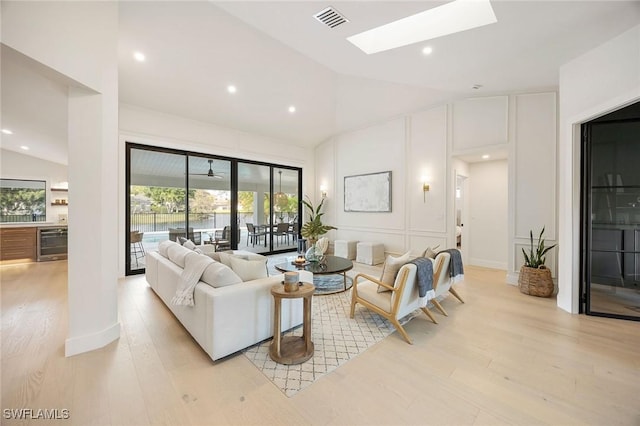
[582,104,640,321]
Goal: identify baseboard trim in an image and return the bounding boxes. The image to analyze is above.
[468,258,508,270]
[65,321,121,357]
[506,271,519,285]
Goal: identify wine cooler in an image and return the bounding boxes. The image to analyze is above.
[37,226,68,261]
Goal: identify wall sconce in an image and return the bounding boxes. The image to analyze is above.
[320,185,328,199]
[422,179,430,203]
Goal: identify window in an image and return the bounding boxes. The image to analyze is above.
[0,179,46,223]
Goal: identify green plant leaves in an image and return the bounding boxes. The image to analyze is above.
[300,195,337,240]
[523,226,557,268]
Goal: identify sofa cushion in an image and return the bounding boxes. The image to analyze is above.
[200,261,243,288]
[229,257,268,281]
[378,251,411,293]
[167,243,197,268]
[421,245,440,259]
[158,239,179,258]
[218,251,243,268]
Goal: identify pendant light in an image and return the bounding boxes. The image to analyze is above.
[275,170,289,211]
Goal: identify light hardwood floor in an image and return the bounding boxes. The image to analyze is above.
[2,260,640,425]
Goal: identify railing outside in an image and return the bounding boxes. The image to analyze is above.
[130,212,259,233]
[1,214,46,223]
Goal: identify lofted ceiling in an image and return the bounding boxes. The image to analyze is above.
[2,1,639,165]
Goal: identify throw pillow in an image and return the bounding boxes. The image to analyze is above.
[218,252,251,268]
[182,239,197,250]
[378,251,411,293]
[229,257,268,281]
[178,236,188,245]
[200,261,243,288]
[421,245,440,259]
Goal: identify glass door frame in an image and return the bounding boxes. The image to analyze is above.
[126,142,302,275]
[580,119,640,322]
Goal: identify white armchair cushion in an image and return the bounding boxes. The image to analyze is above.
[357,279,393,312]
[378,251,411,292]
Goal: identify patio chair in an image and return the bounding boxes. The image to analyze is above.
[274,222,290,246]
[246,223,266,247]
[130,230,145,267]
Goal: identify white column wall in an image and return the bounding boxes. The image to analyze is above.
[558,24,640,313]
[2,1,121,356]
[507,92,558,285]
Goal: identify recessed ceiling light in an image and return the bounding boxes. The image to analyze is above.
[133,51,146,62]
[422,46,433,55]
[288,106,296,113]
[1,129,13,135]
[20,145,29,151]
[227,85,237,94]
[347,0,497,54]
[482,154,490,159]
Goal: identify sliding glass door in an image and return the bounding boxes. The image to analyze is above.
[128,148,187,274]
[238,162,271,254]
[126,143,302,275]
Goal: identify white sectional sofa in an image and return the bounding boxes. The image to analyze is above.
[145,241,306,361]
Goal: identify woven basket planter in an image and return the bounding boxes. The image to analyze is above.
[518,266,554,297]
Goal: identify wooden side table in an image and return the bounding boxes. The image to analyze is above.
[269,283,315,364]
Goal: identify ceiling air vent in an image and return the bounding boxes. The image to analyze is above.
[313,6,349,29]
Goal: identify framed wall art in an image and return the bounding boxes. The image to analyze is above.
[344,171,392,212]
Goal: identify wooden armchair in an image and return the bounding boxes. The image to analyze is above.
[424,252,465,318]
[350,262,438,344]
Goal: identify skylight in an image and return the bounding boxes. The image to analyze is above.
[347,0,497,54]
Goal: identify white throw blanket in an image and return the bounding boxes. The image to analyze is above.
[171,252,213,306]
[418,290,436,308]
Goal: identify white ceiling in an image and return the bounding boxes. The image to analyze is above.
[2,1,639,165]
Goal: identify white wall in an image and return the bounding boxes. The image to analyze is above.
[0,149,68,223]
[453,96,509,151]
[332,117,408,255]
[317,106,450,258]
[468,160,508,269]
[316,92,556,280]
[2,1,121,356]
[558,24,640,313]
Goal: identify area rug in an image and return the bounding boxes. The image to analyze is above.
[242,289,418,397]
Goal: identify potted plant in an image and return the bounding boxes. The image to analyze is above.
[518,227,557,297]
[300,196,336,260]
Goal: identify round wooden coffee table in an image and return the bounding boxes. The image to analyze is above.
[269,283,315,365]
[274,255,354,293]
